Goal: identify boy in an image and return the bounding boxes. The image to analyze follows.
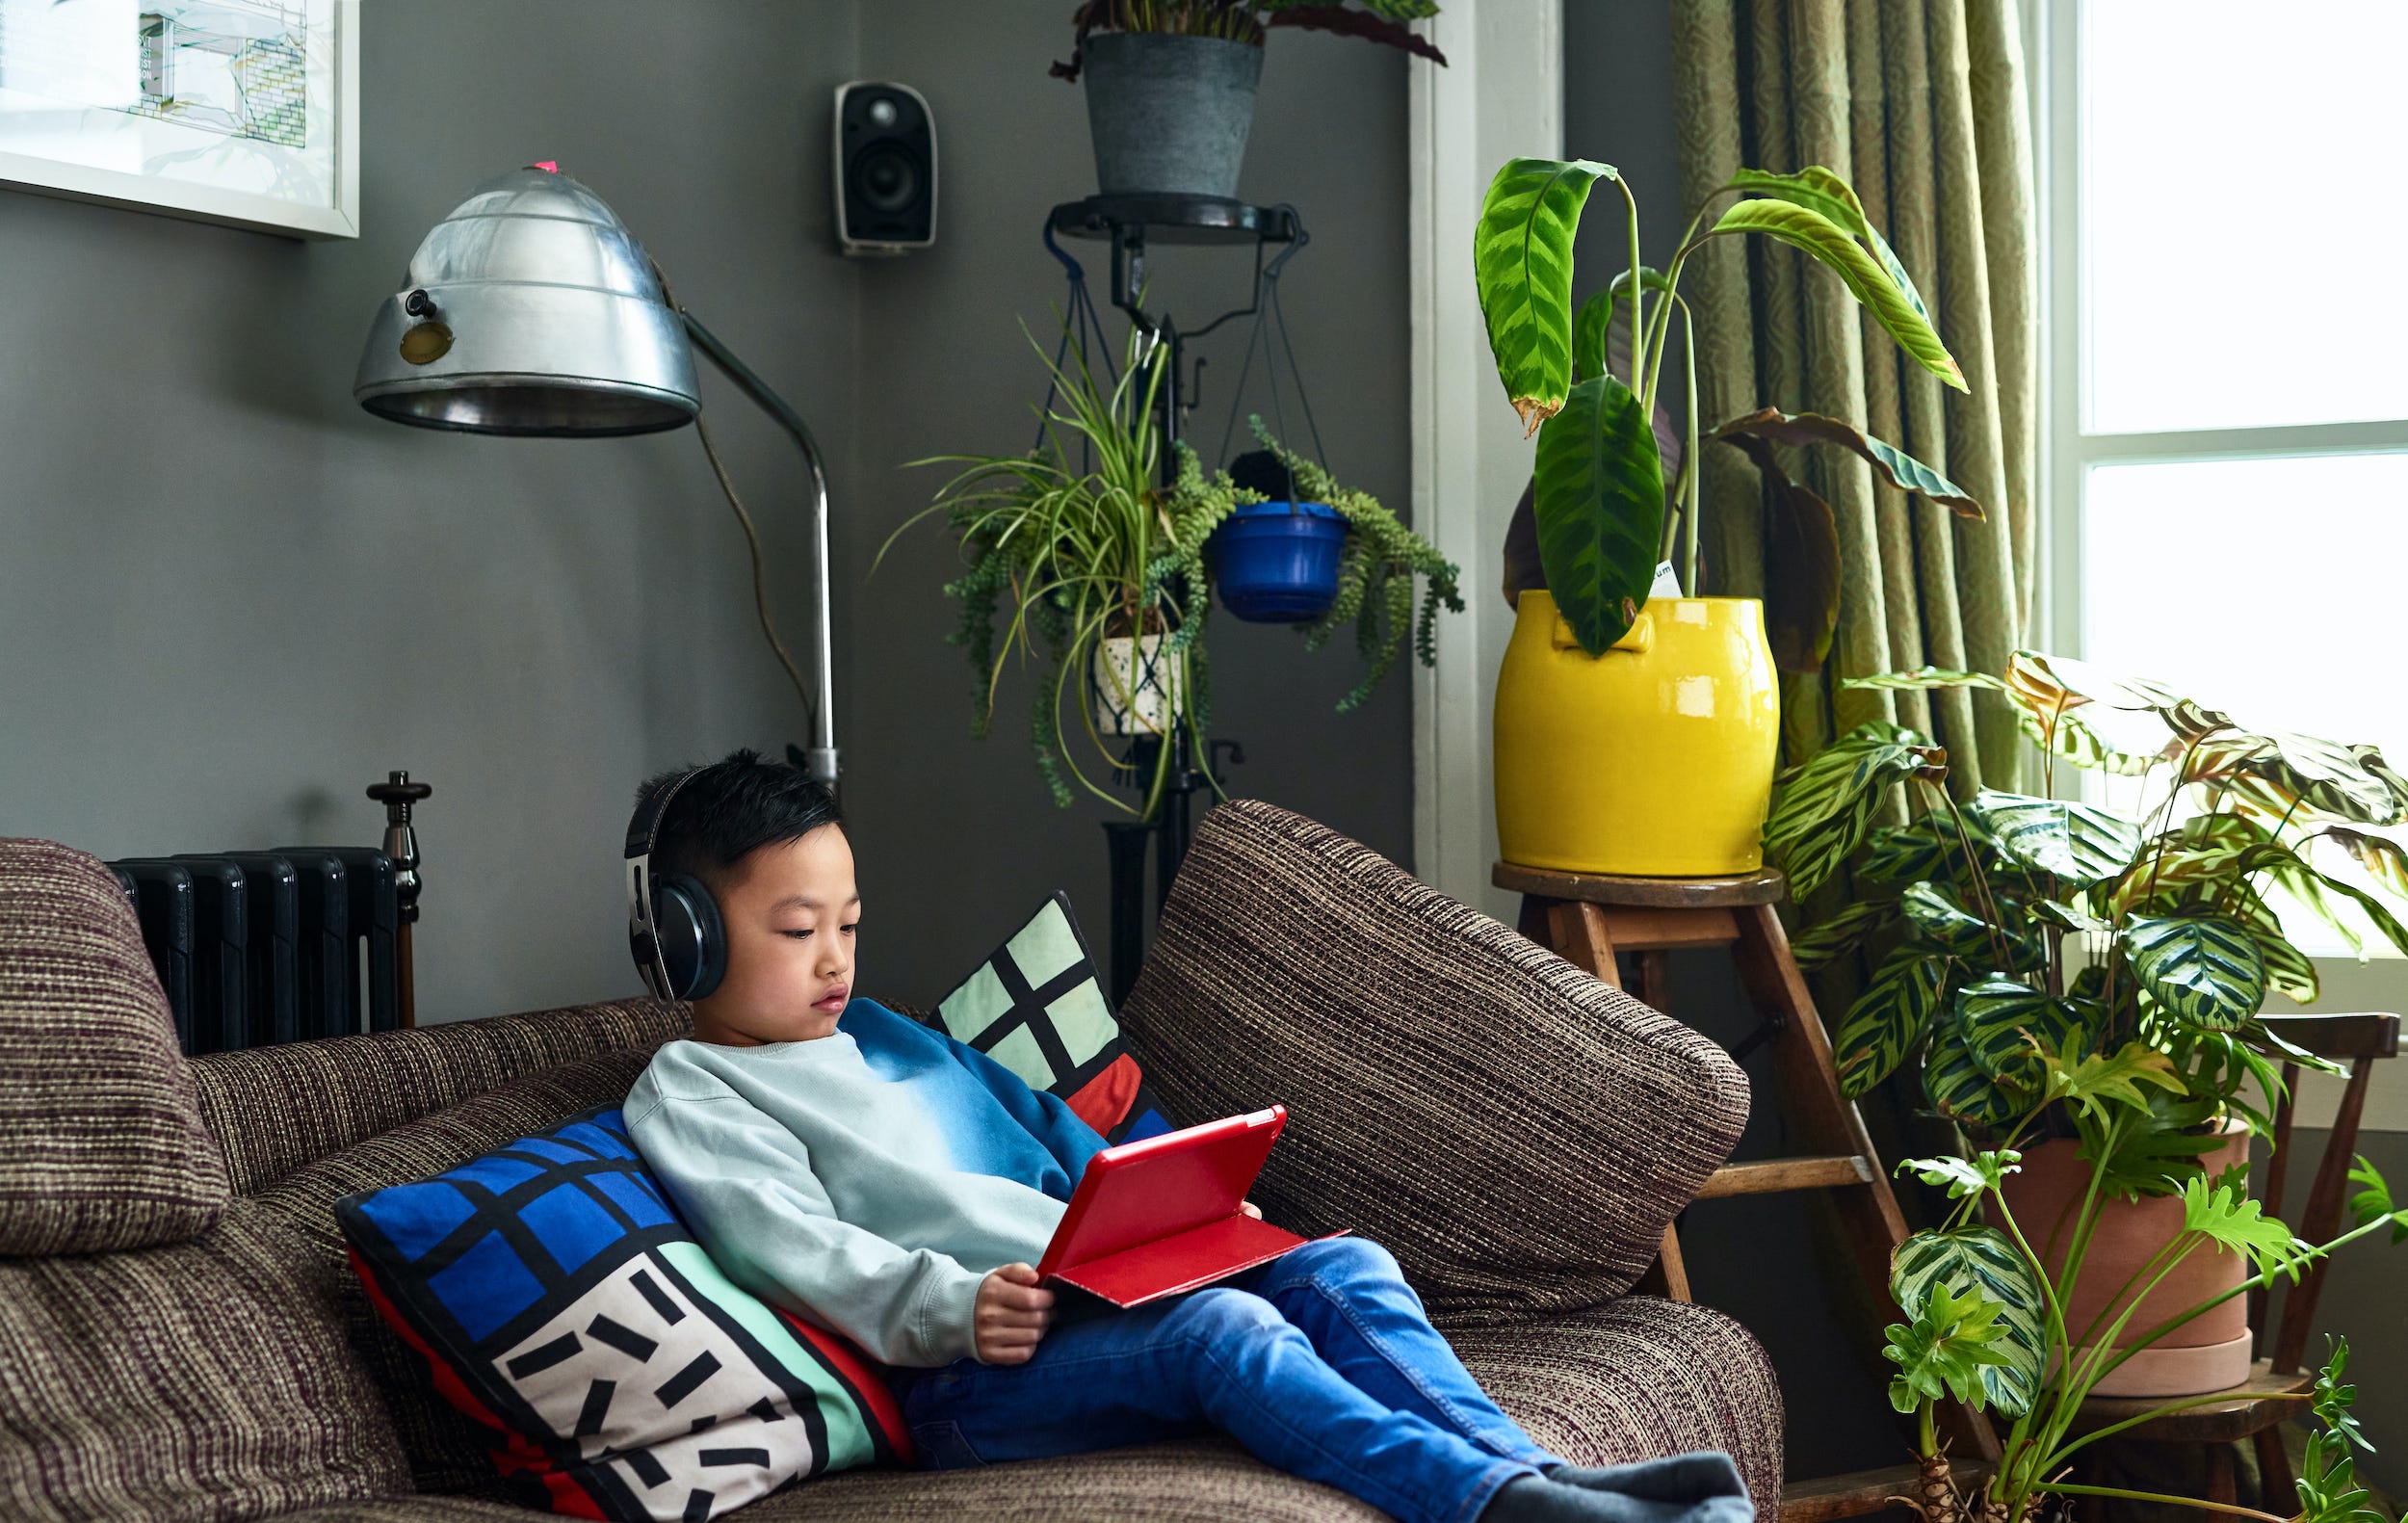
[624,751,1752,1523]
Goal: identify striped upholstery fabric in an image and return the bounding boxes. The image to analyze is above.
[1121,801,1751,1325]
[0,809,1783,1522]
[250,1049,664,1499]
[0,1196,409,1521]
[265,1503,532,1522]
[262,1439,1385,1522]
[0,838,229,1256]
[1453,1299,1784,1510]
[190,998,688,1194]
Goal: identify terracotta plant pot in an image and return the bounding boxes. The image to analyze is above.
[1994,1120,2253,1397]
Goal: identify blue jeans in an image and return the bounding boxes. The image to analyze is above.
[896,1237,1557,1523]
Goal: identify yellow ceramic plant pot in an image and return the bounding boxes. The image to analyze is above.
[1494,591,1779,876]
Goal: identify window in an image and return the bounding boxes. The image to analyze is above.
[2045,0,2408,955]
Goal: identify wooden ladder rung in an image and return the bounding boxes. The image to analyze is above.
[1696,1154,1873,1199]
[1782,1460,1992,1523]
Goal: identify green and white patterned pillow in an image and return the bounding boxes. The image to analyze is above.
[931,893,1172,1144]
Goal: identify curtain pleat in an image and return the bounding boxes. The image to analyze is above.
[1670,0,2038,791]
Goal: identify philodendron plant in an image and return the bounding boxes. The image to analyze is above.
[1474,161,1985,667]
[1759,650,2408,1522]
[1881,1150,2402,1523]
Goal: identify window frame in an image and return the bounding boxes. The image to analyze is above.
[2038,0,2408,662]
[2036,0,2408,1011]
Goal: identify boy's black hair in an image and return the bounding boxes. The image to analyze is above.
[640,748,844,894]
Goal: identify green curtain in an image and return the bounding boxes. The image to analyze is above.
[1669,0,2038,794]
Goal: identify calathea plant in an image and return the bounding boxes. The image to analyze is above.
[1767,649,2408,1134]
[1762,650,2408,1522]
[883,320,1456,815]
[1475,162,1984,667]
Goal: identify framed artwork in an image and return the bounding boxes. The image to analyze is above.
[0,0,357,239]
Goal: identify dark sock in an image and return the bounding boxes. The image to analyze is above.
[1481,1476,1732,1523]
[1480,1460,1756,1523]
[1550,1452,1748,1503]
[1481,1476,1621,1523]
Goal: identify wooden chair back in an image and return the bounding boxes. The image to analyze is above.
[2253,1011,2401,1375]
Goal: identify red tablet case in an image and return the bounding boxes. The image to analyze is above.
[1035,1105,1347,1308]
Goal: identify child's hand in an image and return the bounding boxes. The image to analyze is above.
[1240,1199,1262,1219]
[974,1263,1054,1365]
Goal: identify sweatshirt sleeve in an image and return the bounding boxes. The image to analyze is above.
[627,1090,987,1368]
[938,1027,1110,1189]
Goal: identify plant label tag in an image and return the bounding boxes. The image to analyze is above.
[1649,562,1685,600]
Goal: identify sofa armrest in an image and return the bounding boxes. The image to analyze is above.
[188,998,688,1195]
[1120,801,1747,1326]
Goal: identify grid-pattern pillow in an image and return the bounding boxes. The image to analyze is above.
[337,1107,907,1521]
[931,892,1173,1143]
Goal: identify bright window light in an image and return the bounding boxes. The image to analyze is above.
[2082,453,2408,955]
[2081,1,2408,433]
[2083,453,2408,752]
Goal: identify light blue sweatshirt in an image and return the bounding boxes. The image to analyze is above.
[624,998,1109,1368]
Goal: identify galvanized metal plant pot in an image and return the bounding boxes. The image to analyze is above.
[1081,32,1264,198]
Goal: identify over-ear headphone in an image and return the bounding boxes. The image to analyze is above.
[624,769,728,1002]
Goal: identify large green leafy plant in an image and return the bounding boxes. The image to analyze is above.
[1767,651,2408,1141]
[882,323,1457,816]
[1473,161,1984,667]
[1761,650,2408,1522]
[1880,1146,2403,1523]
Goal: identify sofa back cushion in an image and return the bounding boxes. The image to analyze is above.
[0,1197,409,1520]
[190,997,690,1195]
[1120,801,1748,1325]
[0,838,229,1256]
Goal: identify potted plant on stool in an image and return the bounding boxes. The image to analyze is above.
[1474,161,1985,877]
[1053,1,1448,199]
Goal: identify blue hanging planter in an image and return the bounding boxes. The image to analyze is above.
[1208,500,1347,623]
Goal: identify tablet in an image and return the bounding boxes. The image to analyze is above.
[1036,1104,1347,1307]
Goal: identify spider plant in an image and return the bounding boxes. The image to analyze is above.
[881,325,1213,819]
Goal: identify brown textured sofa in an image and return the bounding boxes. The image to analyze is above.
[0,801,1782,1522]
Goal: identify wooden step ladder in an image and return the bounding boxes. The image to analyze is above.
[1496,861,1998,1522]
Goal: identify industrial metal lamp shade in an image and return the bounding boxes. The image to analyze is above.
[353,167,700,436]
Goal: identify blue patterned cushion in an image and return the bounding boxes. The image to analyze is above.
[337,1107,907,1520]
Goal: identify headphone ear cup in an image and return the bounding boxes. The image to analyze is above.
[653,875,729,1002]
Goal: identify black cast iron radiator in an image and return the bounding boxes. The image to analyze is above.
[103,849,399,1054]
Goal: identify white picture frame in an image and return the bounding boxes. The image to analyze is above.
[0,0,358,240]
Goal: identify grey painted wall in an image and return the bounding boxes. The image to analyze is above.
[0,3,1414,1021]
[1,1,867,1024]
[847,8,1416,1003]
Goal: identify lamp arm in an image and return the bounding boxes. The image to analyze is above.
[677,311,840,789]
